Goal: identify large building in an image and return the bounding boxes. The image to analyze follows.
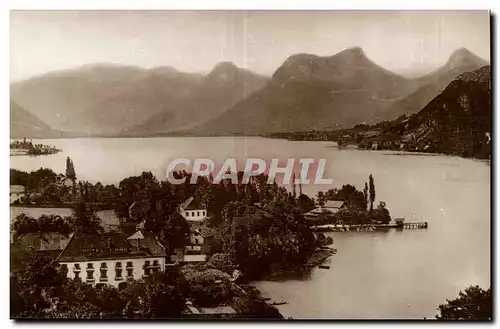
[56,230,167,289]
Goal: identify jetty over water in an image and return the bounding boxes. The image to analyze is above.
[402,222,428,229]
[310,221,429,232]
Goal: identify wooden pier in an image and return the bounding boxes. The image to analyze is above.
[311,221,428,232]
[402,222,428,229]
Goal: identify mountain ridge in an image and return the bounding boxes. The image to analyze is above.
[10,47,489,138]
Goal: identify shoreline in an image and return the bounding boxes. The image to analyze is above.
[10,134,490,160]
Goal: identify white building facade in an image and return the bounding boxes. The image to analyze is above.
[57,231,168,289]
[60,256,166,289]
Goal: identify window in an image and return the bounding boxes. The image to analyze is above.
[60,264,68,276]
[86,263,94,280]
[197,211,200,216]
[143,261,151,276]
[74,264,81,271]
[152,260,160,274]
[100,268,107,279]
[116,262,122,268]
[126,261,133,268]
[127,269,133,278]
[74,271,80,280]
[101,262,107,269]
[115,268,123,279]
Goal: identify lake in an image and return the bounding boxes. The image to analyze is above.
[10,137,491,319]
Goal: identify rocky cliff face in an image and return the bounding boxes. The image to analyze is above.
[361,66,491,158]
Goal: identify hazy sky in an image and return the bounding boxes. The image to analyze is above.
[10,10,490,81]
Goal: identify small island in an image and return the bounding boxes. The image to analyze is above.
[10,138,61,156]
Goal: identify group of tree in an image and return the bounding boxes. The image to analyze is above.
[314,174,391,225]
[209,201,316,278]
[11,202,105,241]
[10,139,60,156]
[10,167,119,206]
[10,256,187,319]
[112,170,317,260]
[435,285,491,320]
[10,253,282,319]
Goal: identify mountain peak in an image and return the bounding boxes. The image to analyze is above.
[207,62,243,82]
[150,66,180,74]
[338,46,366,57]
[445,47,487,69]
[210,61,239,73]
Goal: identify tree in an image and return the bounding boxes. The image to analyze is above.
[370,201,391,224]
[120,270,186,318]
[325,185,366,210]
[159,212,190,251]
[363,182,369,210]
[297,194,315,213]
[436,285,491,320]
[11,213,72,239]
[13,256,67,317]
[316,191,326,206]
[70,202,104,235]
[65,157,76,182]
[369,174,375,212]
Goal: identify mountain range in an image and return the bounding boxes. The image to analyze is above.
[10,47,489,138]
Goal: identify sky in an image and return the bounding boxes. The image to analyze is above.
[10,10,490,81]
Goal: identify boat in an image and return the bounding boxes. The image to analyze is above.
[319,265,331,269]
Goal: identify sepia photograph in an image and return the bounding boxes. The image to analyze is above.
[9,9,491,320]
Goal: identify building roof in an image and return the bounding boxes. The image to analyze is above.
[57,231,166,262]
[127,230,144,240]
[10,185,25,193]
[181,196,205,210]
[324,200,346,209]
[17,232,73,251]
[199,226,215,238]
[200,306,236,315]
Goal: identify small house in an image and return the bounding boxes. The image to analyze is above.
[177,226,215,264]
[179,196,207,222]
[394,218,405,227]
[304,200,347,220]
[10,185,25,204]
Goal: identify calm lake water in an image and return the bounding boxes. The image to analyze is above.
[10,137,490,319]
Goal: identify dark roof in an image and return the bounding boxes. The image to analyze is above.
[140,232,168,257]
[324,200,346,209]
[181,196,205,210]
[200,306,236,315]
[10,185,25,193]
[17,233,73,252]
[199,226,215,238]
[57,231,166,262]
